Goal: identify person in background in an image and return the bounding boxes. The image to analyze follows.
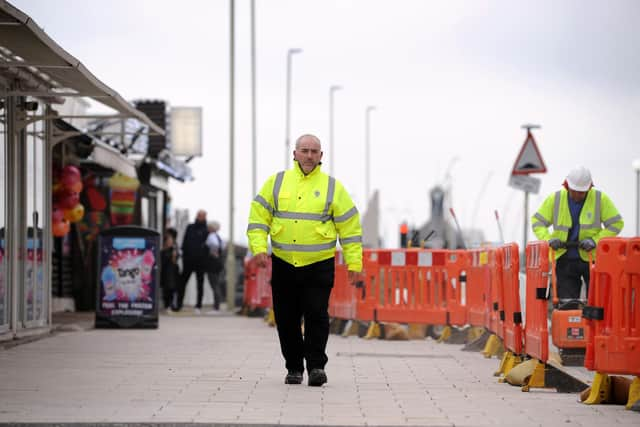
[531,166,623,300]
[247,134,363,387]
[160,227,180,312]
[176,210,210,314]
[205,220,225,312]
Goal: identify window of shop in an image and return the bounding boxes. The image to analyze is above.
[0,99,7,331]
[23,105,46,326]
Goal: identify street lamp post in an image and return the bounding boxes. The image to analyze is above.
[285,48,302,169]
[226,0,236,311]
[329,85,342,177]
[365,105,376,202]
[633,159,640,236]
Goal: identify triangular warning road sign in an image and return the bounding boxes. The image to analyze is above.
[512,131,547,175]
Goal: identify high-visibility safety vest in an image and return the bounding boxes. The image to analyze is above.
[247,161,363,272]
[531,188,623,261]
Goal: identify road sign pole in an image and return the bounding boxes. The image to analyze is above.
[523,190,529,252]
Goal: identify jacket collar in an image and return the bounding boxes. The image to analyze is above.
[293,160,322,178]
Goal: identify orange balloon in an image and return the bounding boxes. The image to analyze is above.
[69,180,83,193]
[63,203,85,223]
[52,219,70,237]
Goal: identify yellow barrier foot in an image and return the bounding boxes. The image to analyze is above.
[625,377,639,410]
[363,321,381,339]
[584,372,611,404]
[265,309,276,327]
[521,359,545,391]
[436,326,452,343]
[495,351,511,378]
[481,334,504,358]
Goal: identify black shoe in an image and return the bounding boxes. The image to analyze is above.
[308,368,327,387]
[284,370,303,384]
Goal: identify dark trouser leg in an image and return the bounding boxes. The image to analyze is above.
[271,256,304,373]
[556,256,589,300]
[176,263,195,310]
[195,268,205,309]
[207,271,222,309]
[162,288,174,309]
[301,259,334,371]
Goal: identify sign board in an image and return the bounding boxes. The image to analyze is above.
[170,107,202,157]
[509,174,541,194]
[512,131,547,175]
[95,226,160,328]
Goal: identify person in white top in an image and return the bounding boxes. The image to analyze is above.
[205,221,225,311]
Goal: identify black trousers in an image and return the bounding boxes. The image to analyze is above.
[271,255,334,373]
[177,260,206,310]
[556,256,590,300]
[206,270,223,310]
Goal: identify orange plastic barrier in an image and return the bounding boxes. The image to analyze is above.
[242,255,272,309]
[486,248,503,334]
[524,241,551,363]
[585,237,640,376]
[355,249,380,322]
[328,251,357,320]
[374,249,448,325]
[467,248,493,328]
[499,243,523,354]
[444,250,470,326]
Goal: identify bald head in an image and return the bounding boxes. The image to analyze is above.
[293,134,323,175]
[196,210,207,223]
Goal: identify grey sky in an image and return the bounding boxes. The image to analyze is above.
[13,0,640,245]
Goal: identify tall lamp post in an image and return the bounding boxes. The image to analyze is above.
[285,48,302,169]
[633,159,640,236]
[226,0,236,310]
[329,85,342,176]
[365,105,376,202]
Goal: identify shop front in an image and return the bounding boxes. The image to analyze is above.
[0,1,163,340]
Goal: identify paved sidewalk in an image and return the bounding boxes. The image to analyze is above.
[0,313,637,426]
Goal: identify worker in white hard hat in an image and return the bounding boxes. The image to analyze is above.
[531,166,623,299]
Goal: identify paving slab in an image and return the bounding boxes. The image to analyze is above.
[0,313,638,426]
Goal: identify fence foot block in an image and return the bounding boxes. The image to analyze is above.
[584,372,610,404]
[436,326,452,343]
[363,321,380,339]
[625,377,639,410]
[521,359,545,392]
[481,334,504,358]
[265,309,276,327]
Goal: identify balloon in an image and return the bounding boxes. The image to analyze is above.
[52,206,64,223]
[52,219,70,237]
[61,165,81,189]
[59,189,79,209]
[63,203,85,223]
[69,180,83,193]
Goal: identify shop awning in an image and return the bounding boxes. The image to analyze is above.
[0,1,164,136]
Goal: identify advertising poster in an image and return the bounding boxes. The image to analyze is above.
[96,227,159,328]
[25,238,44,322]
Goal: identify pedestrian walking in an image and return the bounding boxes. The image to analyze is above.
[531,166,623,300]
[206,221,225,311]
[176,210,209,313]
[247,134,363,386]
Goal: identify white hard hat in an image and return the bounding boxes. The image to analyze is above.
[566,166,592,191]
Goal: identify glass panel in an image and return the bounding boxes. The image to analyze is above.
[0,99,7,329]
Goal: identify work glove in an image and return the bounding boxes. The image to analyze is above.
[548,238,563,250]
[579,238,596,251]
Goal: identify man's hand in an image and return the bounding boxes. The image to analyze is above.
[347,270,360,285]
[579,238,596,251]
[548,238,563,250]
[254,252,269,268]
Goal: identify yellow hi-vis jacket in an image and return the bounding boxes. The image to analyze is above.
[247,161,363,272]
[531,188,623,261]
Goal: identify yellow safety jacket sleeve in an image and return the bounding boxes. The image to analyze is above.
[592,192,624,243]
[332,180,363,272]
[247,174,277,256]
[531,193,555,242]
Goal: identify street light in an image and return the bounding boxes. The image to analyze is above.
[365,105,376,202]
[633,158,640,236]
[285,48,302,169]
[329,85,342,176]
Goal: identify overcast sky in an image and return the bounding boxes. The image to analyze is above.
[13,0,640,246]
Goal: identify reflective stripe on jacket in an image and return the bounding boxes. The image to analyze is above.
[531,188,623,261]
[247,161,363,271]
